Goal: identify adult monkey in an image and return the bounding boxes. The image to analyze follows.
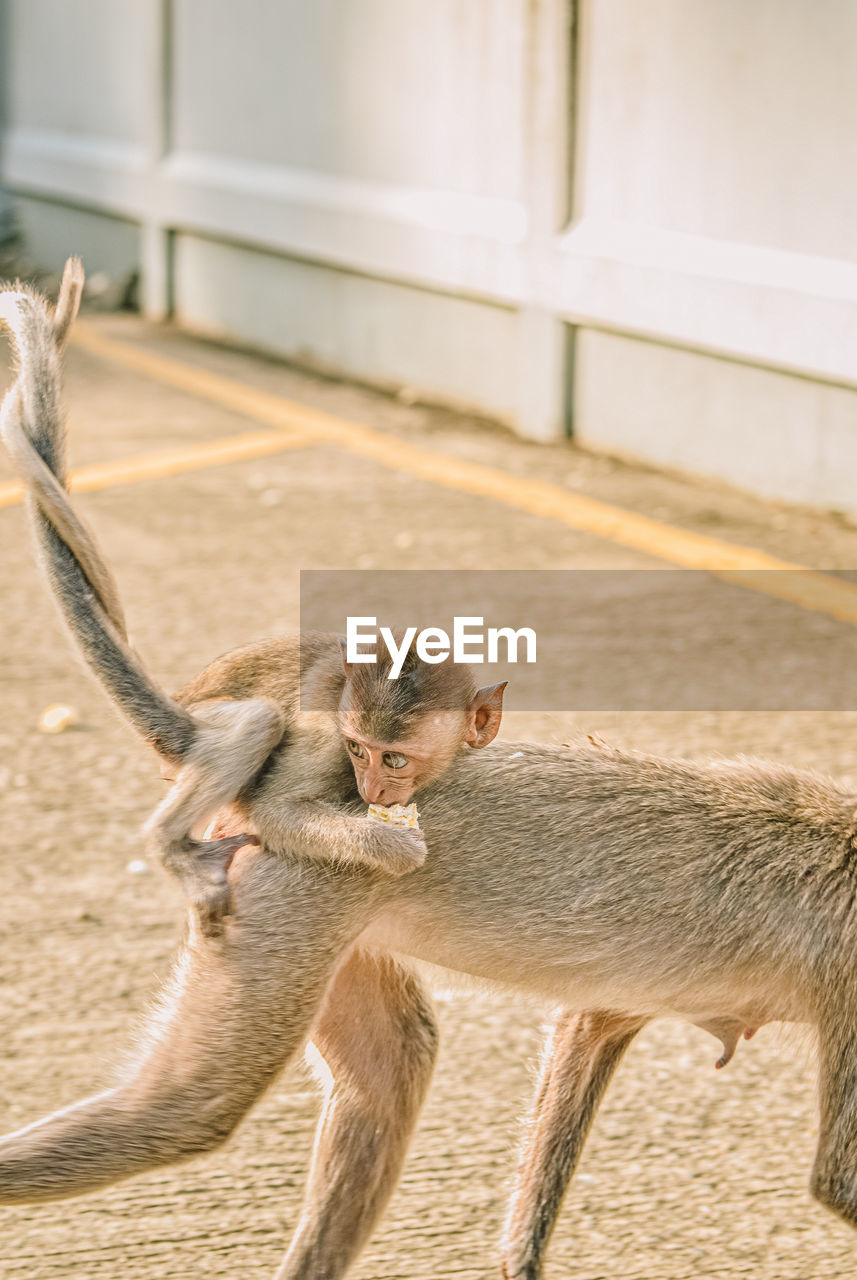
[3,274,857,1278]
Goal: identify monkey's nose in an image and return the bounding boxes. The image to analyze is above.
[363,779,388,804]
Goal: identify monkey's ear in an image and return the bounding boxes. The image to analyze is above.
[337,636,353,679]
[465,681,507,749]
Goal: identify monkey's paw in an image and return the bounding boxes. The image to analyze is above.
[370,823,427,876]
[165,834,259,936]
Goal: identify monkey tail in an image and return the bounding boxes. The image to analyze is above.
[0,259,196,763]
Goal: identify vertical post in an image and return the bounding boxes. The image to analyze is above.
[141,220,172,320]
[141,0,172,320]
[0,0,16,244]
[517,0,573,441]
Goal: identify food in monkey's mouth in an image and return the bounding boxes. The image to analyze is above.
[367,802,420,829]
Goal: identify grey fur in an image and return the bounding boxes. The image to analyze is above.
[0,262,197,762]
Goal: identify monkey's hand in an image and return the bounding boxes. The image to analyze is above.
[162,833,259,935]
[360,820,428,876]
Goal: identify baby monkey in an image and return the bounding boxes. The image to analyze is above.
[0,260,505,929]
[164,632,505,924]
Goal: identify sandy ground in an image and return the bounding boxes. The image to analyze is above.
[3,314,857,1277]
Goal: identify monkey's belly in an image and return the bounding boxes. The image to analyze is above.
[361,905,806,1028]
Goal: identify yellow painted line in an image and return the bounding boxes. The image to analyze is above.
[0,428,311,510]
[72,322,857,627]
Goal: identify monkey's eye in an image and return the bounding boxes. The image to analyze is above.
[346,739,367,760]
[382,751,408,770]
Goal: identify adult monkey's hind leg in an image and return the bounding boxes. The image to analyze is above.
[501,1010,646,1280]
[278,947,439,1280]
[0,851,368,1203]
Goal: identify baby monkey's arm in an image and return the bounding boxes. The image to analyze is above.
[249,793,427,878]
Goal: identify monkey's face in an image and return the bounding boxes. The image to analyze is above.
[340,711,466,806]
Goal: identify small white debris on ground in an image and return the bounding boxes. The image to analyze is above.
[126,859,149,875]
[38,704,78,734]
[508,751,524,759]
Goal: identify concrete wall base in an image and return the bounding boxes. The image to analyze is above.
[575,329,857,514]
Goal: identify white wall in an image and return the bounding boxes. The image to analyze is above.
[578,0,857,261]
[3,0,857,509]
[569,0,857,505]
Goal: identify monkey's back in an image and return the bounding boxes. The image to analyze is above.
[176,632,343,714]
[366,738,857,1026]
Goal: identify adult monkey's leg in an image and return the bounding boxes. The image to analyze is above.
[278,947,439,1280]
[0,851,370,1202]
[810,1013,857,1228]
[501,1010,646,1280]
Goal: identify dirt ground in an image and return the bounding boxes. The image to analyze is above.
[3,313,857,1278]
